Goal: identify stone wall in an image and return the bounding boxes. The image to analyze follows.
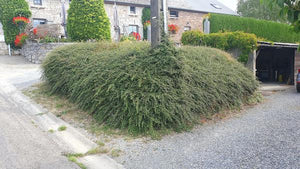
[0,23,7,55]
[26,0,68,35]
[21,42,71,64]
[105,4,144,40]
[168,11,205,42]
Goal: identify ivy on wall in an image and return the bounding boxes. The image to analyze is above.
[209,13,300,43]
[0,0,31,47]
[181,31,258,64]
[67,0,111,41]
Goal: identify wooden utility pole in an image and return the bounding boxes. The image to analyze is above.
[150,0,161,47]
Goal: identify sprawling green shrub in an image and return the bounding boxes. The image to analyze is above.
[209,13,300,43]
[43,42,258,134]
[182,31,258,63]
[67,0,111,41]
[0,0,31,47]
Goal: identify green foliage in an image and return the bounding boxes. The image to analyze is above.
[142,8,151,40]
[67,0,111,41]
[263,0,300,31]
[181,31,258,63]
[209,13,300,43]
[43,42,258,134]
[0,0,31,47]
[237,0,287,22]
[120,35,137,42]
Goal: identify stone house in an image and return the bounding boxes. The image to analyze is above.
[0,0,236,53]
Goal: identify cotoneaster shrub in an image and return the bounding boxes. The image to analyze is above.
[43,41,258,134]
[0,0,31,47]
[210,13,300,43]
[67,0,111,41]
[181,31,258,63]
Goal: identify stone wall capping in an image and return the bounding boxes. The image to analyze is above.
[21,42,73,64]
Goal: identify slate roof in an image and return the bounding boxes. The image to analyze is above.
[105,0,237,15]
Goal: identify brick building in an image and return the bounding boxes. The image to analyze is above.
[0,0,236,53]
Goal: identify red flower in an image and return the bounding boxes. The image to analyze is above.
[144,20,151,27]
[33,28,38,35]
[13,16,30,25]
[14,33,28,47]
[132,32,141,40]
[168,24,179,33]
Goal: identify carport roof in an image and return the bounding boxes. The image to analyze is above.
[258,41,299,49]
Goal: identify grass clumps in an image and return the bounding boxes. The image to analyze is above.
[58,125,67,131]
[43,41,258,134]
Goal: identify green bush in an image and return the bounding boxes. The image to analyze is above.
[67,0,111,41]
[210,13,300,43]
[0,0,31,47]
[43,42,258,134]
[182,31,258,63]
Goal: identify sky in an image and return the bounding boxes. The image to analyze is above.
[217,0,238,11]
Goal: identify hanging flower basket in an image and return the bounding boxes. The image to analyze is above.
[168,24,179,34]
[144,20,151,27]
[13,16,30,26]
[14,33,28,47]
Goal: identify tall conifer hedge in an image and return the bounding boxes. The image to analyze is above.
[0,0,31,47]
[67,0,111,41]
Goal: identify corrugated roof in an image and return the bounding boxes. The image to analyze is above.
[105,0,237,15]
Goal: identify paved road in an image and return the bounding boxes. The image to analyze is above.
[117,89,300,169]
[0,55,79,169]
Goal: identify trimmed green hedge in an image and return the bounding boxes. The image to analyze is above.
[181,31,258,63]
[43,42,258,134]
[0,0,31,47]
[67,0,111,41]
[210,13,300,43]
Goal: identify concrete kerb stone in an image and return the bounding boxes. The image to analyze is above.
[0,80,124,169]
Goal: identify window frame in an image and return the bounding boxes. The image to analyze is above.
[129,6,136,15]
[33,0,42,5]
[128,25,139,34]
[170,10,179,18]
[32,18,47,27]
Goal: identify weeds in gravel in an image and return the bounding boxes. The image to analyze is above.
[58,125,67,131]
[67,155,87,169]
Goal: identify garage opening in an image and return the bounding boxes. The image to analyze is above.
[256,45,296,85]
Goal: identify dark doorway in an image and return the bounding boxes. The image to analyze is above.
[256,47,295,85]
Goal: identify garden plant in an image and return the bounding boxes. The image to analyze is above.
[43,38,259,135]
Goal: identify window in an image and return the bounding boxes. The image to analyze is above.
[33,0,42,5]
[33,19,47,27]
[128,25,138,34]
[170,10,179,18]
[211,3,222,9]
[184,26,191,32]
[130,6,136,14]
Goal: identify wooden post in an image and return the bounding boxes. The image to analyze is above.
[151,0,161,47]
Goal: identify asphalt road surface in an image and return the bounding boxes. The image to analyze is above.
[0,55,79,169]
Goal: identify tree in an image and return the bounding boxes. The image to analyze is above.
[0,0,31,47]
[67,0,111,41]
[263,0,300,31]
[237,0,287,22]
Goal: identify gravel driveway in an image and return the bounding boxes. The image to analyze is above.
[116,89,300,169]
